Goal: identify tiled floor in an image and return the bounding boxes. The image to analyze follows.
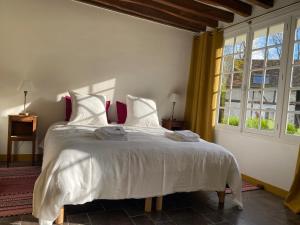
[0,190,300,225]
[1,162,299,225]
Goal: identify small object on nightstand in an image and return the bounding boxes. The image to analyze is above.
[18,80,34,116]
[169,93,178,121]
[162,119,185,131]
[7,115,38,167]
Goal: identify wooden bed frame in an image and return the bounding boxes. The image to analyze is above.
[54,191,225,224]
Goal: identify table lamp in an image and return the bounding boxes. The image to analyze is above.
[18,80,34,116]
[169,93,178,121]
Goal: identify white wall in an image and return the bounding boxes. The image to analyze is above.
[216,0,299,191]
[0,0,194,155]
[215,130,298,190]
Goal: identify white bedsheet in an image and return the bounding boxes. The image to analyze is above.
[33,122,242,225]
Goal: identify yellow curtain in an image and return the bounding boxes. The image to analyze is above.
[184,30,223,142]
[285,146,300,214]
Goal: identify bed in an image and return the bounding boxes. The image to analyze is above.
[32,122,243,225]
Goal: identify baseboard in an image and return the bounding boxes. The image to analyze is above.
[0,154,43,162]
[242,174,288,198]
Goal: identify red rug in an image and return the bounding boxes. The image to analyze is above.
[226,180,261,194]
[0,166,41,217]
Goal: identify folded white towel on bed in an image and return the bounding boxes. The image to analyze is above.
[99,126,126,136]
[165,130,200,142]
[95,126,128,141]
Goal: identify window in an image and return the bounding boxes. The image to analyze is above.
[217,11,300,141]
[246,23,284,132]
[218,34,246,126]
[286,18,300,136]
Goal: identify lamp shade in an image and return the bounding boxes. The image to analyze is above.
[169,93,178,103]
[18,80,34,92]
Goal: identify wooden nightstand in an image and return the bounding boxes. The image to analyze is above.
[7,115,38,167]
[162,119,185,130]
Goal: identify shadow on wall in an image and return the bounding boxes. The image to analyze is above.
[0,76,181,155]
[0,78,117,155]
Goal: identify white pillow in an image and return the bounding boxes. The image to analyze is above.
[68,91,108,126]
[125,95,160,128]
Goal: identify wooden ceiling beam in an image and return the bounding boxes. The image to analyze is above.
[75,0,206,32]
[195,0,252,17]
[246,0,274,9]
[122,0,218,28]
[152,0,234,23]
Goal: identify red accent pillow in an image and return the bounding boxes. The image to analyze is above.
[64,96,111,123]
[65,96,72,122]
[116,101,127,124]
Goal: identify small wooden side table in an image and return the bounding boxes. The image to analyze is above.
[7,115,38,167]
[162,119,185,130]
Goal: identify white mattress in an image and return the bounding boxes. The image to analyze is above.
[33,122,242,225]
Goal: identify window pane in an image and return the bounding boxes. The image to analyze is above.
[248,90,261,109]
[267,47,281,67]
[218,108,229,124]
[225,91,231,106]
[262,90,277,110]
[235,34,246,53]
[224,38,234,55]
[267,23,284,46]
[222,74,232,88]
[253,28,267,49]
[265,69,279,88]
[246,110,260,129]
[295,19,300,41]
[231,88,242,108]
[293,43,300,65]
[261,111,275,131]
[291,66,300,87]
[286,113,300,135]
[228,109,240,126]
[251,49,265,69]
[232,73,243,88]
[234,54,245,72]
[289,90,300,112]
[223,55,233,73]
[250,71,264,89]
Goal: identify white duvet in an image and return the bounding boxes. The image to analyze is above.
[33,123,242,225]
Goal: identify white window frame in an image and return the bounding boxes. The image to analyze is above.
[216,6,300,144]
[216,26,249,132]
[243,17,290,137]
[281,11,300,142]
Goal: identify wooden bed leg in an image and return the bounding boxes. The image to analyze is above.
[55,207,64,224]
[145,197,152,213]
[156,196,163,211]
[217,191,225,209]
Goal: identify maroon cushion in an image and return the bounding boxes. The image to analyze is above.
[65,96,72,121]
[64,96,111,122]
[116,101,127,124]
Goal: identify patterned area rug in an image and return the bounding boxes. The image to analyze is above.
[0,166,41,217]
[226,180,261,194]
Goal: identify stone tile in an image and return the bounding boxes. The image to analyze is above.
[20,215,38,223]
[123,205,145,217]
[147,211,170,223]
[10,222,39,225]
[131,215,154,225]
[88,210,133,225]
[165,208,211,225]
[155,221,176,225]
[202,212,227,224]
[0,216,22,223]
[67,213,90,225]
